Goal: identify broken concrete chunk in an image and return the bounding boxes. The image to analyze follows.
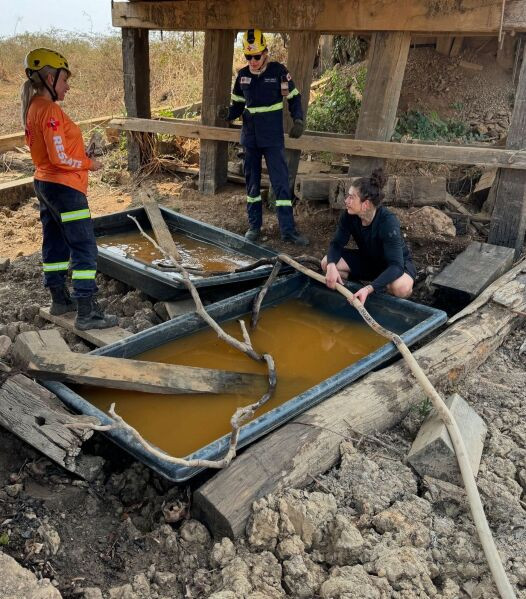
[407,393,487,486]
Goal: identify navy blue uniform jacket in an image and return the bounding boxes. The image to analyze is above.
[227,61,303,148]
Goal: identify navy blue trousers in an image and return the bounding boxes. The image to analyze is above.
[34,180,98,298]
[244,146,296,236]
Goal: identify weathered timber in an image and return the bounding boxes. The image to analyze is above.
[433,241,515,299]
[111,1,526,34]
[11,329,70,369]
[122,27,152,171]
[276,31,320,201]
[407,393,487,486]
[473,168,497,206]
[192,266,526,538]
[294,175,340,202]
[0,374,99,474]
[496,33,517,71]
[165,299,195,319]
[349,31,410,176]
[199,30,234,194]
[445,194,487,235]
[13,330,268,396]
[489,41,526,256]
[436,36,454,56]
[39,307,131,348]
[329,176,447,209]
[139,191,181,261]
[0,177,34,207]
[108,117,526,170]
[449,37,464,57]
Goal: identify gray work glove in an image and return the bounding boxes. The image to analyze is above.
[217,105,230,121]
[289,119,304,139]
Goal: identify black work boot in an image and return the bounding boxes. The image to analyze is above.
[281,230,310,246]
[245,227,261,242]
[49,286,76,315]
[75,296,118,330]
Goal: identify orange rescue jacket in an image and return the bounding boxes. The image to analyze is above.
[25,96,93,195]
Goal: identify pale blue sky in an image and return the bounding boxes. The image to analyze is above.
[0,0,116,37]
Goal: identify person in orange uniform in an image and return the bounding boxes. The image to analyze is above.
[21,48,117,330]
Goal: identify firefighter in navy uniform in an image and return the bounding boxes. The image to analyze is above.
[221,29,309,246]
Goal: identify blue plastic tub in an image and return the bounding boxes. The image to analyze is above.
[45,274,447,482]
[93,206,278,300]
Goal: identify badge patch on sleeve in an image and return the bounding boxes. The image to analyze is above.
[47,117,60,131]
[240,76,252,84]
[286,73,291,81]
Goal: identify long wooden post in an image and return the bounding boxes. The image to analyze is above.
[268,31,320,204]
[488,42,526,257]
[122,27,152,171]
[199,30,235,195]
[349,31,411,176]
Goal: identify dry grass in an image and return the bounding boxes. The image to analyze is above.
[0,31,207,134]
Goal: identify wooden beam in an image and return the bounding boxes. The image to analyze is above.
[436,36,454,55]
[192,263,526,538]
[108,117,526,170]
[122,27,152,171]
[0,373,99,476]
[139,190,181,261]
[13,330,269,396]
[350,31,410,176]
[489,42,526,257]
[449,36,464,56]
[39,307,131,348]
[0,177,34,208]
[111,1,526,34]
[199,30,235,194]
[278,31,321,202]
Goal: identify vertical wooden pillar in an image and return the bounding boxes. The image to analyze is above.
[277,31,320,200]
[122,27,152,171]
[436,36,454,56]
[488,43,526,257]
[199,30,235,195]
[497,33,516,71]
[349,31,411,177]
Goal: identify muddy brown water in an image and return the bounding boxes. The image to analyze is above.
[98,230,252,272]
[81,299,385,456]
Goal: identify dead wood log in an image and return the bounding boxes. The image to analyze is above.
[138,187,182,261]
[0,374,99,475]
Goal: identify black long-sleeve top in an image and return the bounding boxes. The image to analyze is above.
[327,205,413,292]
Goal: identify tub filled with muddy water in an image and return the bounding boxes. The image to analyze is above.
[93,206,278,300]
[46,273,446,481]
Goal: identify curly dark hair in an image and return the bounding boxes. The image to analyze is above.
[353,168,388,207]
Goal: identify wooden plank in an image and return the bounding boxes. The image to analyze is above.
[109,117,526,170]
[445,193,486,234]
[432,241,515,298]
[436,36,454,55]
[111,1,526,34]
[165,299,195,319]
[350,31,411,176]
[0,176,34,208]
[0,374,99,474]
[13,330,268,396]
[39,307,131,348]
[449,36,464,57]
[199,30,235,194]
[192,266,526,538]
[122,27,152,171]
[277,31,320,201]
[294,175,340,202]
[489,42,526,257]
[329,176,447,208]
[497,33,516,70]
[139,190,181,261]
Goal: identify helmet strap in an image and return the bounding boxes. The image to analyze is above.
[36,69,60,102]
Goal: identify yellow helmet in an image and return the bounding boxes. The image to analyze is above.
[242,29,267,55]
[24,48,70,78]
